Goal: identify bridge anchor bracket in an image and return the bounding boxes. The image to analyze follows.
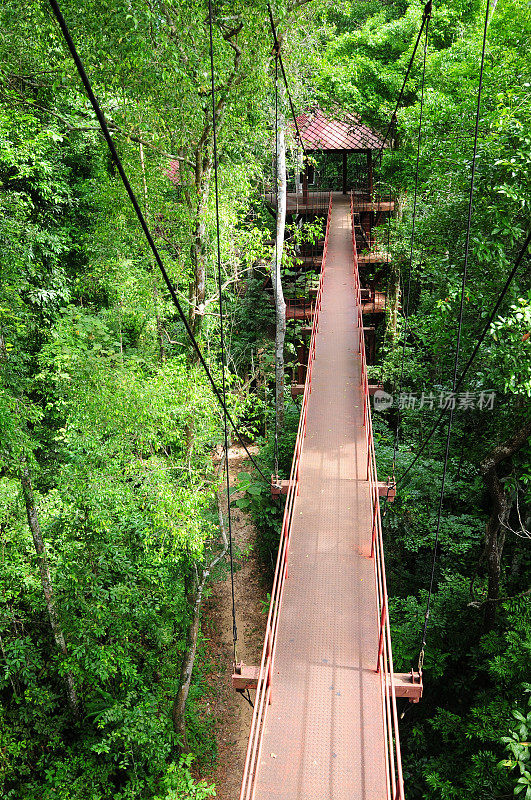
[377,478,396,503]
[232,662,260,691]
[390,669,423,703]
[271,475,295,497]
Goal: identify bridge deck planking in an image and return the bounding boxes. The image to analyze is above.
[253,196,387,800]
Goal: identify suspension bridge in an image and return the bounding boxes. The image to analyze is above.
[46,1,531,798]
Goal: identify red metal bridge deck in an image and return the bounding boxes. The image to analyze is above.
[240,195,403,800]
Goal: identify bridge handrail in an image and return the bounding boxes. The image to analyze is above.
[350,192,405,800]
[239,191,333,800]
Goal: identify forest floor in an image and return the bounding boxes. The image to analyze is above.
[203,444,268,800]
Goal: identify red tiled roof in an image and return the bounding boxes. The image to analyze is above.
[295,108,385,151]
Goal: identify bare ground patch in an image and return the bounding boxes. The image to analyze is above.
[202,444,268,800]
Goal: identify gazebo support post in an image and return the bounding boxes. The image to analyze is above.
[342,151,347,195]
[367,149,373,200]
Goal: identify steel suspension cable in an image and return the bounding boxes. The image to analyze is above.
[273,53,280,478]
[267,3,307,158]
[47,0,269,484]
[418,0,491,671]
[376,0,429,407]
[378,0,432,161]
[397,228,531,491]
[208,0,238,663]
[392,13,430,471]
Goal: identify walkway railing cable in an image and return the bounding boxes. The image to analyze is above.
[208,0,238,662]
[267,3,307,157]
[47,0,269,484]
[378,0,432,161]
[418,0,491,671]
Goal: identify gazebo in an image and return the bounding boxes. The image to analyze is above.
[295,107,386,198]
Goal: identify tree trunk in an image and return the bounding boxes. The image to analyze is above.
[20,461,79,715]
[385,192,404,347]
[0,329,7,362]
[171,565,205,750]
[387,259,400,345]
[171,473,229,749]
[272,115,287,431]
[480,417,531,630]
[487,0,499,26]
[190,159,213,341]
[139,142,165,362]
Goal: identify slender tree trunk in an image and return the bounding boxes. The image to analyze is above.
[482,470,509,631]
[0,329,7,362]
[480,417,531,630]
[272,115,287,431]
[172,466,229,748]
[139,142,165,362]
[487,0,499,26]
[20,461,79,715]
[190,161,212,341]
[387,259,400,345]
[159,13,241,347]
[386,191,404,346]
[172,565,205,750]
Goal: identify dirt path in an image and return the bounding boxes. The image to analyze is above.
[203,445,268,800]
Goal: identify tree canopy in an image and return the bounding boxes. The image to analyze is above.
[0,0,529,798]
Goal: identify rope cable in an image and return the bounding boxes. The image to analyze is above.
[397,227,530,491]
[47,0,269,484]
[273,53,280,478]
[378,0,432,163]
[378,0,432,161]
[208,0,238,663]
[377,0,431,406]
[392,14,430,471]
[267,3,306,158]
[418,0,491,669]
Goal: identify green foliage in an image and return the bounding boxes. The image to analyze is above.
[490,295,531,396]
[231,401,299,571]
[500,691,531,800]
[154,755,216,800]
